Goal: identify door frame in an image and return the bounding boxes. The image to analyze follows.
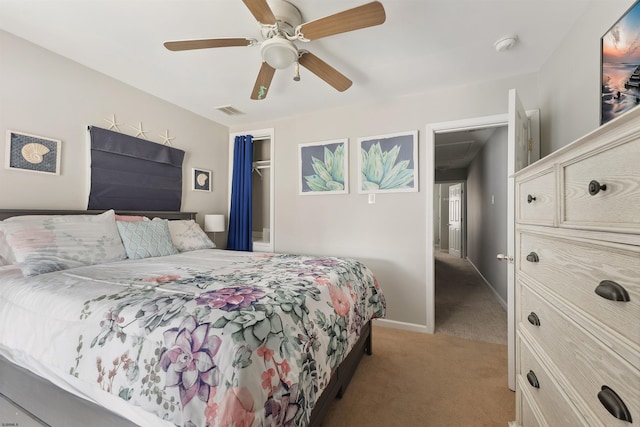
[426,113,508,334]
[426,108,539,390]
[435,180,466,256]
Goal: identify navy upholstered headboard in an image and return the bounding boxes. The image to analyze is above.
[87,126,185,211]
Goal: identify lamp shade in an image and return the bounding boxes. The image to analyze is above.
[204,214,225,233]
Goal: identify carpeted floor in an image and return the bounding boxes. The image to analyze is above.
[322,325,514,426]
[434,250,508,345]
[322,251,513,426]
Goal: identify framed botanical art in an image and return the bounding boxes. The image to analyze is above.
[601,0,640,124]
[5,130,61,175]
[358,130,418,194]
[192,168,212,192]
[299,138,348,195]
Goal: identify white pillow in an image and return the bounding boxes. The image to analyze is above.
[2,210,127,276]
[155,219,215,252]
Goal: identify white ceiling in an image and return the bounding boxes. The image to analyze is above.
[0,0,592,127]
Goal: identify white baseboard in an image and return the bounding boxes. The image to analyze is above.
[466,258,508,310]
[373,318,431,334]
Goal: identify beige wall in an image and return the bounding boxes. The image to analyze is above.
[0,31,229,226]
[231,75,538,327]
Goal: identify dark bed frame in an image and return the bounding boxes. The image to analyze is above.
[0,209,372,427]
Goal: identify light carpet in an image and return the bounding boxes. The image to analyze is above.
[435,250,508,345]
[322,325,514,426]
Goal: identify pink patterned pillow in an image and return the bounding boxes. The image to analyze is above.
[115,215,148,222]
[2,210,126,276]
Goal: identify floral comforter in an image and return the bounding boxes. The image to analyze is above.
[0,249,385,426]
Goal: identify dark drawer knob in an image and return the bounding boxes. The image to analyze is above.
[595,280,630,302]
[527,194,536,203]
[526,252,539,263]
[527,370,540,389]
[588,180,607,196]
[527,312,541,326]
[598,385,632,422]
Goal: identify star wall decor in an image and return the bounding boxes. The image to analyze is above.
[104,114,121,131]
[159,130,175,146]
[130,122,149,139]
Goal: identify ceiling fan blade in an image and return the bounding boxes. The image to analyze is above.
[297,1,385,41]
[299,52,352,92]
[242,0,277,25]
[251,62,276,100]
[164,38,254,51]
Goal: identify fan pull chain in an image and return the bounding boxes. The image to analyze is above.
[294,61,301,81]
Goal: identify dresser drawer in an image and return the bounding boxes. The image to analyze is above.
[520,391,542,427]
[520,283,640,426]
[517,337,588,426]
[561,137,640,232]
[517,168,555,226]
[518,232,640,346]
[516,376,544,427]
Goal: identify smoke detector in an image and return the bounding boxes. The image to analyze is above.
[494,35,518,52]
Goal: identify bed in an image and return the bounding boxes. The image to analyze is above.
[0,209,385,427]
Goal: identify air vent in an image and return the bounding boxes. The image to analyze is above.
[216,105,245,116]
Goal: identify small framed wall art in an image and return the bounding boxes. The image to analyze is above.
[192,167,212,192]
[299,138,349,195]
[5,130,61,175]
[358,130,418,193]
[601,0,640,124]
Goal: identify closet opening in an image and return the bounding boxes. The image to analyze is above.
[252,137,271,251]
[228,128,275,253]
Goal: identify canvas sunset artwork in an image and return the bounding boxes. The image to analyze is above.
[601,1,640,124]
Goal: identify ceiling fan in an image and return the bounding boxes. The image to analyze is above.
[163,0,386,100]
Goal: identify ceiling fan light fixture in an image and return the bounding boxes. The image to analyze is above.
[261,37,298,69]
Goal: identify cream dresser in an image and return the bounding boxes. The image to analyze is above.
[511,107,640,427]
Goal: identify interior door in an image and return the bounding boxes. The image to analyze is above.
[448,183,462,258]
[505,88,532,391]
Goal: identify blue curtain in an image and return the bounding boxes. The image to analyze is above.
[227,135,253,251]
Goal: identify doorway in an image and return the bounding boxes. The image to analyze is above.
[427,114,510,334]
[252,137,272,250]
[228,128,275,253]
[433,181,465,258]
[433,127,508,345]
[426,89,541,391]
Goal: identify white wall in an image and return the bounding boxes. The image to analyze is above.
[538,0,636,155]
[0,31,229,226]
[231,74,538,327]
